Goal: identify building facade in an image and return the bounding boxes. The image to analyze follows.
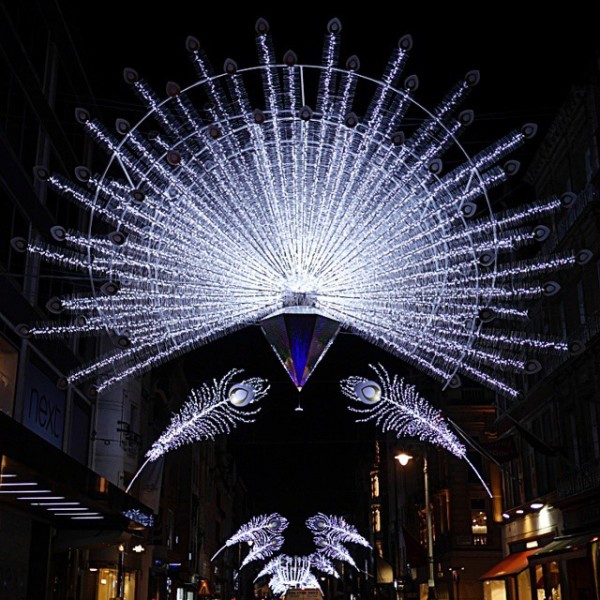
[364,379,503,600]
[0,3,249,599]
[481,61,600,600]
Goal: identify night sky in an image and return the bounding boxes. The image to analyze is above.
[55,2,598,551]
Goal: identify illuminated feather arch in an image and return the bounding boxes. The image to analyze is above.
[20,17,583,396]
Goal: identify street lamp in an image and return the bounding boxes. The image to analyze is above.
[395,451,436,600]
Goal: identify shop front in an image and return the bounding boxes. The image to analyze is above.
[0,412,153,600]
[529,533,600,600]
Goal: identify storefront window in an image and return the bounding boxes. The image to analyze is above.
[95,568,136,600]
[546,561,561,600]
[483,580,506,600]
[517,569,531,600]
[535,565,545,600]
[471,510,488,545]
[0,336,18,416]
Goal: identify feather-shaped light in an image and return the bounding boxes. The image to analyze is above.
[306,513,371,548]
[126,370,269,492]
[306,513,371,570]
[308,553,340,578]
[148,369,268,461]
[212,513,288,568]
[340,364,492,497]
[341,364,465,457]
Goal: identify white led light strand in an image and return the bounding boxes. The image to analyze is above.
[25,19,581,397]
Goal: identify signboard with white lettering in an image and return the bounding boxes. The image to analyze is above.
[23,363,65,448]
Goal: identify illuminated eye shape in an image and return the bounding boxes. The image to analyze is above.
[268,517,282,530]
[354,381,381,404]
[228,384,255,407]
[314,518,327,530]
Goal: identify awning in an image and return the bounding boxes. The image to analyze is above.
[0,411,153,532]
[529,533,598,563]
[479,549,539,580]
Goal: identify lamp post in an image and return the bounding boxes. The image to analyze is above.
[393,452,411,591]
[395,451,436,600]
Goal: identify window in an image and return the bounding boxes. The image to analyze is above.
[559,303,568,340]
[370,471,380,499]
[93,568,136,600]
[577,281,586,326]
[590,401,600,460]
[569,411,581,468]
[585,147,595,183]
[471,510,488,545]
[371,504,381,533]
[533,411,557,495]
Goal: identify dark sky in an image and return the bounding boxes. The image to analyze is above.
[55,2,598,548]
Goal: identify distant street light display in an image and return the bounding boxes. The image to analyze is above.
[20,18,584,396]
[216,512,370,595]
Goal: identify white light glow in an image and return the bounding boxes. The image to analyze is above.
[57,512,100,516]
[19,496,65,501]
[35,502,80,506]
[0,482,38,487]
[306,513,370,570]
[0,489,51,494]
[28,20,575,398]
[395,453,413,466]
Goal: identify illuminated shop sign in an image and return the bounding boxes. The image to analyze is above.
[23,363,65,448]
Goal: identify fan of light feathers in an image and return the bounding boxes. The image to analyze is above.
[19,17,588,397]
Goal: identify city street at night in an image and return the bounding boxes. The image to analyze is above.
[1,3,600,600]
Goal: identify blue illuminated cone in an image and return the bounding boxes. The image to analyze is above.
[260,308,341,390]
